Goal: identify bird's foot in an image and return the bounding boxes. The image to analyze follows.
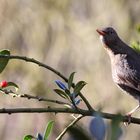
[124,113,132,126]
[124,104,140,125]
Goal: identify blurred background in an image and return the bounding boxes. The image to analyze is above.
[0,0,140,139]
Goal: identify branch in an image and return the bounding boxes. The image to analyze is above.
[0,55,67,81]
[0,89,70,106]
[56,115,84,140]
[0,107,140,125]
[0,55,93,110]
[20,94,70,105]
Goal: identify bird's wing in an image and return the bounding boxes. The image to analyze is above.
[117,54,140,92]
[118,72,140,90]
[117,70,140,99]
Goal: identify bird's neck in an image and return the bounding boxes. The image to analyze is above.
[105,38,136,57]
[105,39,140,65]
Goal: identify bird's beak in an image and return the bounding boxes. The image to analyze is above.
[96,29,106,36]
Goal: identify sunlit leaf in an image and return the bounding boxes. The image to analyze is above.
[131,41,140,54]
[43,121,54,140]
[64,104,72,108]
[74,81,86,94]
[0,49,10,73]
[24,135,35,140]
[68,72,76,90]
[7,82,19,91]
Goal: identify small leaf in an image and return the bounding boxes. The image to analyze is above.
[37,133,43,140]
[64,104,72,108]
[131,41,140,53]
[75,98,82,105]
[110,114,123,140]
[68,72,76,90]
[43,120,54,140]
[136,24,140,33]
[7,82,19,91]
[71,98,82,109]
[74,81,86,94]
[89,114,106,140]
[65,89,70,95]
[54,89,70,99]
[0,49,10,73]
[24,135,35,140]
[55,80,67,90]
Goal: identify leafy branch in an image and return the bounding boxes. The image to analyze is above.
[0,54,93,110]
[0,89,70,106]
[1,50,140,140]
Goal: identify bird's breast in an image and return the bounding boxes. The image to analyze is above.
[110,54,129,84]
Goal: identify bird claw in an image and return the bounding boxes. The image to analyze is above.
[124,104,140,126]
[124,114,132,126]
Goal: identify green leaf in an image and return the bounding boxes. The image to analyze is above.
[131,41,140,54]
[23,135,35,140]
[136,24,140,33]
[110,114,123,140]
[54,89,70,99]
[43,120,54,140]
[7,82,19,91]
[0,49,10,73]
[74,81,87,94]
[65,89,70,95]
[68,72,76,90]
[64,104,72,108]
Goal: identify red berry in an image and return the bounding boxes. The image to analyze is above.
[0,81,8,88]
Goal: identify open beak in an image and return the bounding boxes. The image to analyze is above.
[96,29,106,36]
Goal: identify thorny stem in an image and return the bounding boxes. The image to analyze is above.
[0,89,70,105]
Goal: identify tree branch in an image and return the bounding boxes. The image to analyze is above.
[0,55,93,110]
[0,89,70,106]
[0,107,140,125]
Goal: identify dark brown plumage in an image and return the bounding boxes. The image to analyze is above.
[97,27,140,116]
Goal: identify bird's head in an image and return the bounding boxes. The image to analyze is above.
[96,27,119,48]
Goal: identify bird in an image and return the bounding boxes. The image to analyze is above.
[96,27,140,118]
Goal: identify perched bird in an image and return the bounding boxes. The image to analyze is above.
[96,27,140,117]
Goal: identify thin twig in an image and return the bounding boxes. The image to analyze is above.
[0,55,67,81]
[0,55,93,110]
[56,115,84,140]
[0,89,70,105]
[0,107,140,125]
[20,94,70,105]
